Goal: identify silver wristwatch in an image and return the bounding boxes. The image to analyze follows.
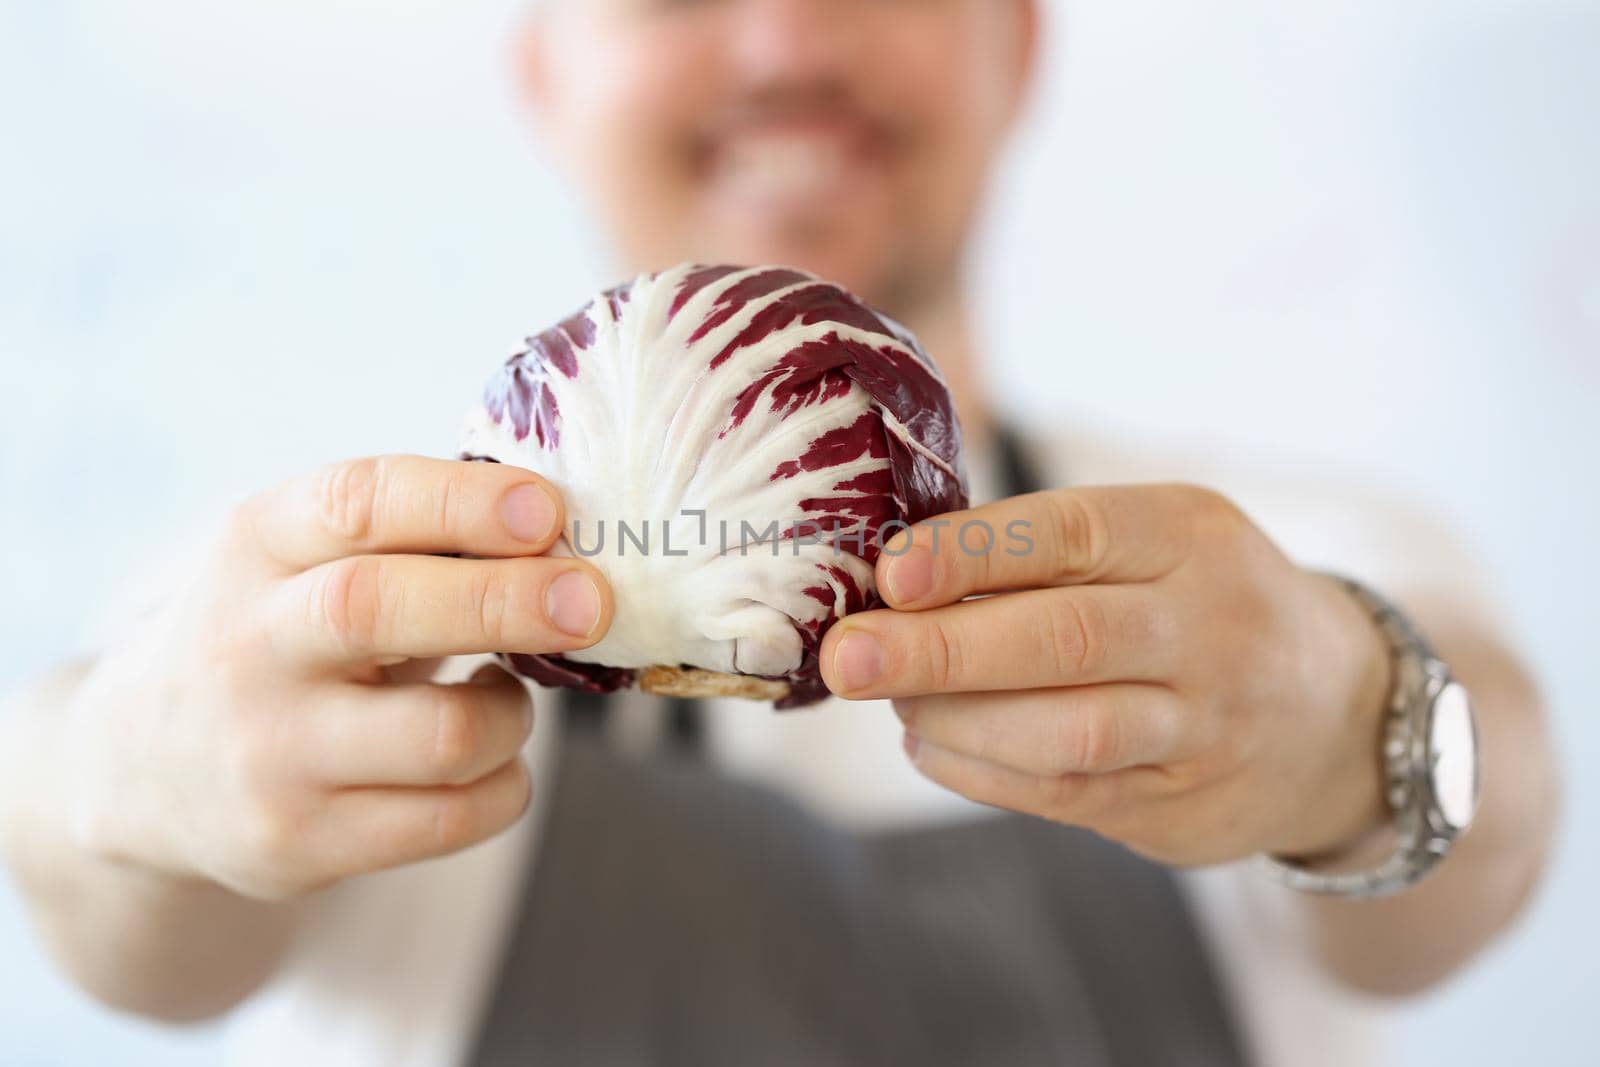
[1260,574,1481,899]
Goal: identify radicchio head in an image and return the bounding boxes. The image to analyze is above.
[459,264,967,707]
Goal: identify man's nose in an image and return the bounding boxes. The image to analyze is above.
[728,0,862,86]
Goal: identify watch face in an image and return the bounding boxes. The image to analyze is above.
[1429,681,1480,830]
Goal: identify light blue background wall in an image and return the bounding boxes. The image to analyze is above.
[2,1,1596,1063]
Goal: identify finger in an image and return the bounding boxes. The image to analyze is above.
[311,758,533,879]
[242,455,566,571]
[297,669,534,787]
[896,683,1192,777]
[877,484,1233,609]
[901,733,1129,824]
[821,584,1175,699]
[274,554,611,665]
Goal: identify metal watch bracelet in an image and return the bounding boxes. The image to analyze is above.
[1258,573,1480,899]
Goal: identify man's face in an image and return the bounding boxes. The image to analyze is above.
[525,0,1035,312]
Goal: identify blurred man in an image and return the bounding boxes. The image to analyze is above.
[0,3,1557,1065]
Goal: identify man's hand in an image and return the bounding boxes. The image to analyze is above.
[820,484,1394,868]
[58,455,612,901]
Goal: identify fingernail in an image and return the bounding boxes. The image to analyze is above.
[885,545,935,604]
[545,571,601,638]
[834,631,884,692]
[502,483,557,544]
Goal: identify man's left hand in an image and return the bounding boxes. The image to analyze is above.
[820,484,1395,867]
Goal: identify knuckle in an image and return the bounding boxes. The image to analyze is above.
[428,691,487,784]
[1036,769,1116,820]
[963,719,998,766]
[224,497,266,555]
[923,621,966,691]
[1122,596,1174,650]
[319,458,385,546]
[1180,484,1247,535]
[1037,770,1088,812]
[203,643,260,704]
[227,717,283,793]
[1044,595,1108,678]
[434,469,462,542]
[1064,706,1121,773]
[423,760,531,854]
[224,718,312,874]
[313,557,384,654]
[471,568,513,647]
[1184,482,1235,514]
[239,798,302,870]
[1048,492,1109,576]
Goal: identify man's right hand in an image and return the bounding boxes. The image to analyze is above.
[58,455,610,901]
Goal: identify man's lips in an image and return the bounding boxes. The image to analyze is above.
[692,111,897,214]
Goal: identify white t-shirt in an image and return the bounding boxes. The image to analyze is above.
[219,421,1496,1067]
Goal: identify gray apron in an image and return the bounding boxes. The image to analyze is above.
[468,428,1251,1067]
